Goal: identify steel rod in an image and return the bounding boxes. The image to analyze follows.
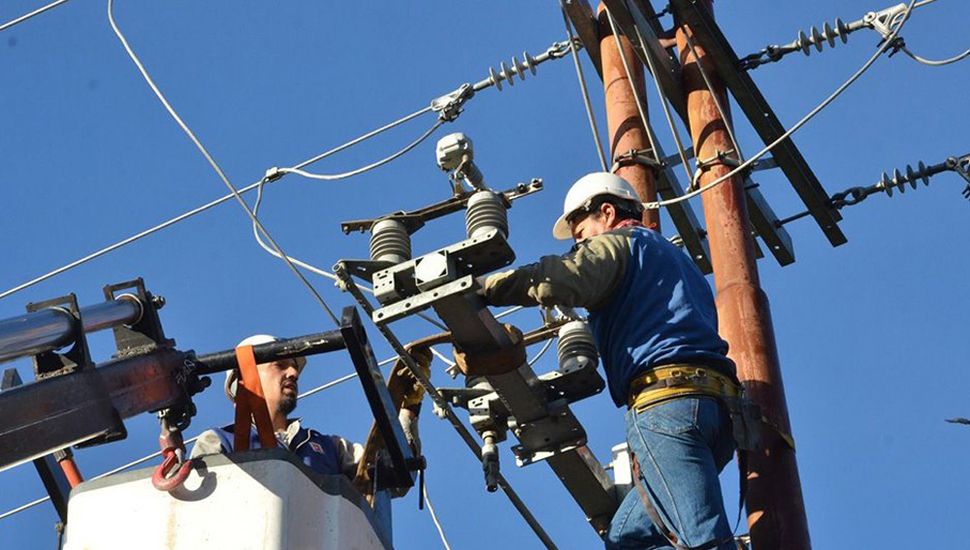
[0,298,142,364]
[192,330,346,375]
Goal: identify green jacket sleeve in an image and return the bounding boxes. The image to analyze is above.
[482,230,630,310]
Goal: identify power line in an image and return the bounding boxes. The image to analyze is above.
[899,44,970,66]
[0,0,71,33]
[559,0,608,172]
[107,0,342,326]
[603,10,663,166]
[424,480,455,550]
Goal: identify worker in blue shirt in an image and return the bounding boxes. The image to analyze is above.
[483,173,742,550]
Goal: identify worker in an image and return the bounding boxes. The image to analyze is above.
[482,173,742,549]
[190,334,363,478]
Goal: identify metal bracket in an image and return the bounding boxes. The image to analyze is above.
[341,179,542,235]
[26,294,91,380]
[103,278,174,358]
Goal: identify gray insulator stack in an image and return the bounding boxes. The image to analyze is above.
[369,219,411,264]
[557,320,598,372]
[465,191,509,240]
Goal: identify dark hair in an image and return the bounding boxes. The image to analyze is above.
[579,194,643,223]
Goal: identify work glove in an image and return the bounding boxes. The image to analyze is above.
[398,407,421,457]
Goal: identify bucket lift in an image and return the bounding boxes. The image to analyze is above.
[0,280,418,549]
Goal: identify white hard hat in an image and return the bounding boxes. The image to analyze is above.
[552,172,642,239]
[224,334,307,402]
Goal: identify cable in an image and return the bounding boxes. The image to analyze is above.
[108,0,341,326]
[643,0,920,210]
[679,30,746,161]
[632,26,695,186]
[899,44,970,66]
[277,121,443,181]
[0,0,71,33]
[424,481,454,550]
[527,339,554,368]
[559,0,609,172]
[603,10,663,166]
[429,347,457,368]
[250,181,449,332]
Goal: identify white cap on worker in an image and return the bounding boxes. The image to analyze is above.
[224,334,307,402]
[551,172,642,240]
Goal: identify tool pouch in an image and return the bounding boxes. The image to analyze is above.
[724,393,763,452]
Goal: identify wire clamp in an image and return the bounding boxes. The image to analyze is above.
[946,155,970,199]
[690,149,741,190]
[431,83,474,122]
[611,149,665,174]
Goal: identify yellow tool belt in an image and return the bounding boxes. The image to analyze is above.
[628,364,741,411]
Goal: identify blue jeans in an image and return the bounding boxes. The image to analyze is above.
[606,396,736,550]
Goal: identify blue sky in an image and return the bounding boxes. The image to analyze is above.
[1,1,967,548]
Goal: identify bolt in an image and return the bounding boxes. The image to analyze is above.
[151,295,166,309]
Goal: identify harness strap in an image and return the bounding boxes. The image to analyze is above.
[631,453,735,550]
[233,344,277,451]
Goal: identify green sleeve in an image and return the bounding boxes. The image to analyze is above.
[482,231,630,310]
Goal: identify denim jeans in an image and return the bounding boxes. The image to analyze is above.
[606,396,736,550]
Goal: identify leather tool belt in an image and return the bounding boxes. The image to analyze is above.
[628,364,762,451]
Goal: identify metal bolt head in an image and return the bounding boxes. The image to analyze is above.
[151,295,166,309]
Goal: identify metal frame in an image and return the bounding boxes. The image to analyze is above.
[339,306,416,491]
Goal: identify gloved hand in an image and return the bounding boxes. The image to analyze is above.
[398,407,421,457]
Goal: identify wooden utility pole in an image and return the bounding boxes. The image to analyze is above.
[597,3,660,229]
[675,2,812,549]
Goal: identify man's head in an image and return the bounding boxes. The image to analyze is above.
[225,335,306,419]
[552,172,644,242]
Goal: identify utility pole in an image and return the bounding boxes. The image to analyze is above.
[675,2,812,549]
[597,4,661,229]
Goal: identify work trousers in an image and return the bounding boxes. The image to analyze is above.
[606,396,736,550]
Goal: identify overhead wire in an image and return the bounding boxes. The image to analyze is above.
[631,25,696,186]
[107,0,342,326]
[899,44,970,66]
[603,10,663,167]
[423,481,454,550]
[640,0,921,210]
[559,0,609,172]
[0,0,71,33]
[276,121,444,181]
[250,182,449,332]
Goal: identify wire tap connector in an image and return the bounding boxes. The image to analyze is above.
[740,3,910,70]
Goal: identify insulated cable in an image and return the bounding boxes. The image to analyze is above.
[641,0,920,210]
[0,0,71,33]
[603,10,663,167]
[424,480,455,550]
[632,25,695,186]
[679,28,749,190]
[559,0,609,172]
[274,120,444,181]
[0,37,571,301]
[898,44,970,66]
[250,182,449,331]
[107,0,341,326]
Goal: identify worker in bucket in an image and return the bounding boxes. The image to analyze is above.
[482,173,755,549]
[190,334,364,478]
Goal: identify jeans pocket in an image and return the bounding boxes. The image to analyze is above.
[641,397,700,435]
